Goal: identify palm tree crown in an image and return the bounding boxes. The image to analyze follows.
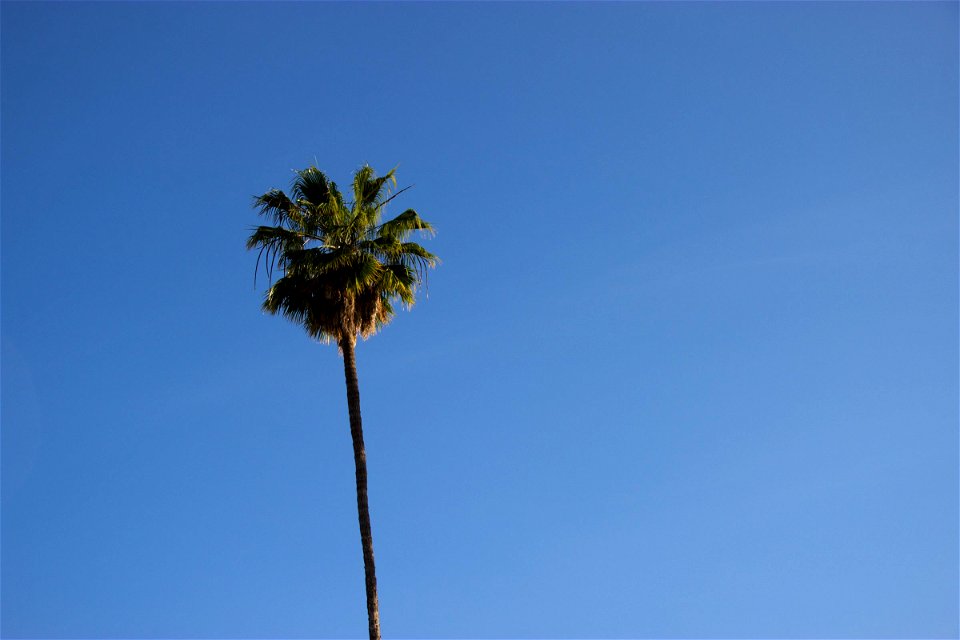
[247,165,438,345]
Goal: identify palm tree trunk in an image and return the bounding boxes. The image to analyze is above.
[339,338,381,640]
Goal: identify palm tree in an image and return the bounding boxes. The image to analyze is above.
[246,164,438,640]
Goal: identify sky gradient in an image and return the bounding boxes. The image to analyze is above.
[2,2,958,638]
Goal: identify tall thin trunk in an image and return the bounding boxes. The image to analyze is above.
[340,337,381,640]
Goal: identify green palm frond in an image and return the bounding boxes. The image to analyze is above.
[376,209,435,241]
[247,164,438,345]
[253,189,300,226]
[291,167,333,208]
[246,225,311,251]
[352,165,396,209]
[347,165,398,236]
[247,225,310,284]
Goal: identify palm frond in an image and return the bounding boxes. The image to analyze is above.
[253,190,300,226]
[247,225,309,284]
[352,165,397,208]
[291,167,332,207]
[392,243,437,285]
[245,225,307,251]
[376,209,435,241]
[346,253,384,294]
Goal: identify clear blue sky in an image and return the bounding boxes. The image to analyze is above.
[2,2,957,638]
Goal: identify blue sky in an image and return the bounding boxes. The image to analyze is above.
[2,2,957,638]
